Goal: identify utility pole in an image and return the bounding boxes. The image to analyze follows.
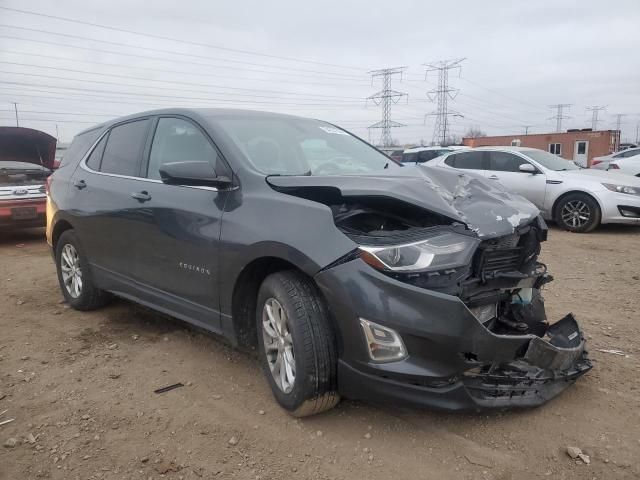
[636,121,639,145]
[366,67,408,147]
[548,104,572,132]
[424,58,465,145]
[12,102,19,127]
[522,125,532,135]
[586,105,606,130]
[613,113,627,133]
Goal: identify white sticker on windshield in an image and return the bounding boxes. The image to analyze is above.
[319,126,349,135]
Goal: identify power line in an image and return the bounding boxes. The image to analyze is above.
[0,72,363,106]
[0,40,368,87]
[0,26,366,81]
[0,61,364,101]
[424,58,465,145]
[0,6,367,71]
[586,105,606,130]
[548,103,572,132]
[366,67,408,147]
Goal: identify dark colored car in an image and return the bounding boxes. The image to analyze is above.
[1,127,56,229]
[47,109,591,415]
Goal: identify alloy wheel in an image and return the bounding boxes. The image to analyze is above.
[561,200,591,228]
[262,298,296,393]
[60,244,83,298]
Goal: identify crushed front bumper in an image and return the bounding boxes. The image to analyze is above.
[315,259,592,411]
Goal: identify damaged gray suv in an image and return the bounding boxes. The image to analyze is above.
[47,109,591,416]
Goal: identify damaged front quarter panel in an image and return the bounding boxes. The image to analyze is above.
[268,167,591,409]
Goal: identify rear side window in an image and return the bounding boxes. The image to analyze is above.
[445,151,486,169]
[85,135,107,170]
[60,128,103,168]
[488,152,528,172]
[100,120,149,177]
[147,118,219,180]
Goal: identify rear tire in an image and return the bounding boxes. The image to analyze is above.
[256,271,339,417]
[55,230,108,310]
[554,193,601,233]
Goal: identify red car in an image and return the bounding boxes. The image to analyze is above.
[0,127,56,229]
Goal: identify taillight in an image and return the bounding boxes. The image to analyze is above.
[609,163,620,169]
[45,175,53,195]
[591,160,602,166]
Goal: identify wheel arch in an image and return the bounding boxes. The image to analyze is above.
[230,256,317,350]
[51,219,74,249]
[551,189,603,219]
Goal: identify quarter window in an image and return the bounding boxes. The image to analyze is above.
[85,135,107,171]
[488,152,530,172]
[100,120,149,176]
[549,143,562,156]
[147,118,218,180]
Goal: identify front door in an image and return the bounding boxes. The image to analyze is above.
[573,140,589,167]
[485,151,548,209]
[130,116,231,331]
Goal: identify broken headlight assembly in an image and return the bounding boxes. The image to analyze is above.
[602,183,640,196]
[358,231,480,273]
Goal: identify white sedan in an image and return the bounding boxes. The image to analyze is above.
[592,155,640,177]
[430,146,640,232]
[592,147,640,171]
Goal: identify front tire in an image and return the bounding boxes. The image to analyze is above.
[55,230,108,310]
[554,193,601,233]
[256,271,339,417]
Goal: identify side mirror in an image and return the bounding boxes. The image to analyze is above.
[159,161,232,188]
[519,163,537,174]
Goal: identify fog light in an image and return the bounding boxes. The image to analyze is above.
[359,318,407,362]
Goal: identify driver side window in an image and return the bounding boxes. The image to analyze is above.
[147,117,218,180]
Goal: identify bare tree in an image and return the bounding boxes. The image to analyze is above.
[464,127,487,138]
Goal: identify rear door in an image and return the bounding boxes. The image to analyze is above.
[485,151,547,208]
[68,118,152,281]
[128,116,231,329]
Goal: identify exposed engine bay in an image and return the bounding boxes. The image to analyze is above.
[327,198,556,339]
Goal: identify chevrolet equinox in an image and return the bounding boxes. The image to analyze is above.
[47,109,591,416]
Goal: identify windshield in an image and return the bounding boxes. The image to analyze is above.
[525,150,580,171]
[214,116,401,176]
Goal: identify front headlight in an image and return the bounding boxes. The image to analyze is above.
[359,231,479,273]
[602,183,640,196]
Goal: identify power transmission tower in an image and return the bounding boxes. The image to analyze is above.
[613,113,627,132]
[548,104,572,132]
[12,102,19,127]
[366,67,408,147]
[424,58,465,145]
[586,106,606,130]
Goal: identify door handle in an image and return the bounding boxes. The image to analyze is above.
[131,191,152,202]
[488,175,499,180]
[73,179,87,190]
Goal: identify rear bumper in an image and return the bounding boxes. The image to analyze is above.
[315,259,591,411]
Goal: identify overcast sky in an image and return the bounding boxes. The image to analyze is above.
[1,0,639,145]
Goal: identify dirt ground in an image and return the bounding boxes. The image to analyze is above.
[1,225,639,480]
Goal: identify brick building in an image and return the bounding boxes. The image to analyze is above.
[462,129,620,167]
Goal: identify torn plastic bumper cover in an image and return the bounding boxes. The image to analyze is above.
[463,314,591,407]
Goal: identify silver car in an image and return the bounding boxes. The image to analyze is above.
[430,146,640,232]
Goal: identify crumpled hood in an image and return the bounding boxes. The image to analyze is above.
[267,164,540,238]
